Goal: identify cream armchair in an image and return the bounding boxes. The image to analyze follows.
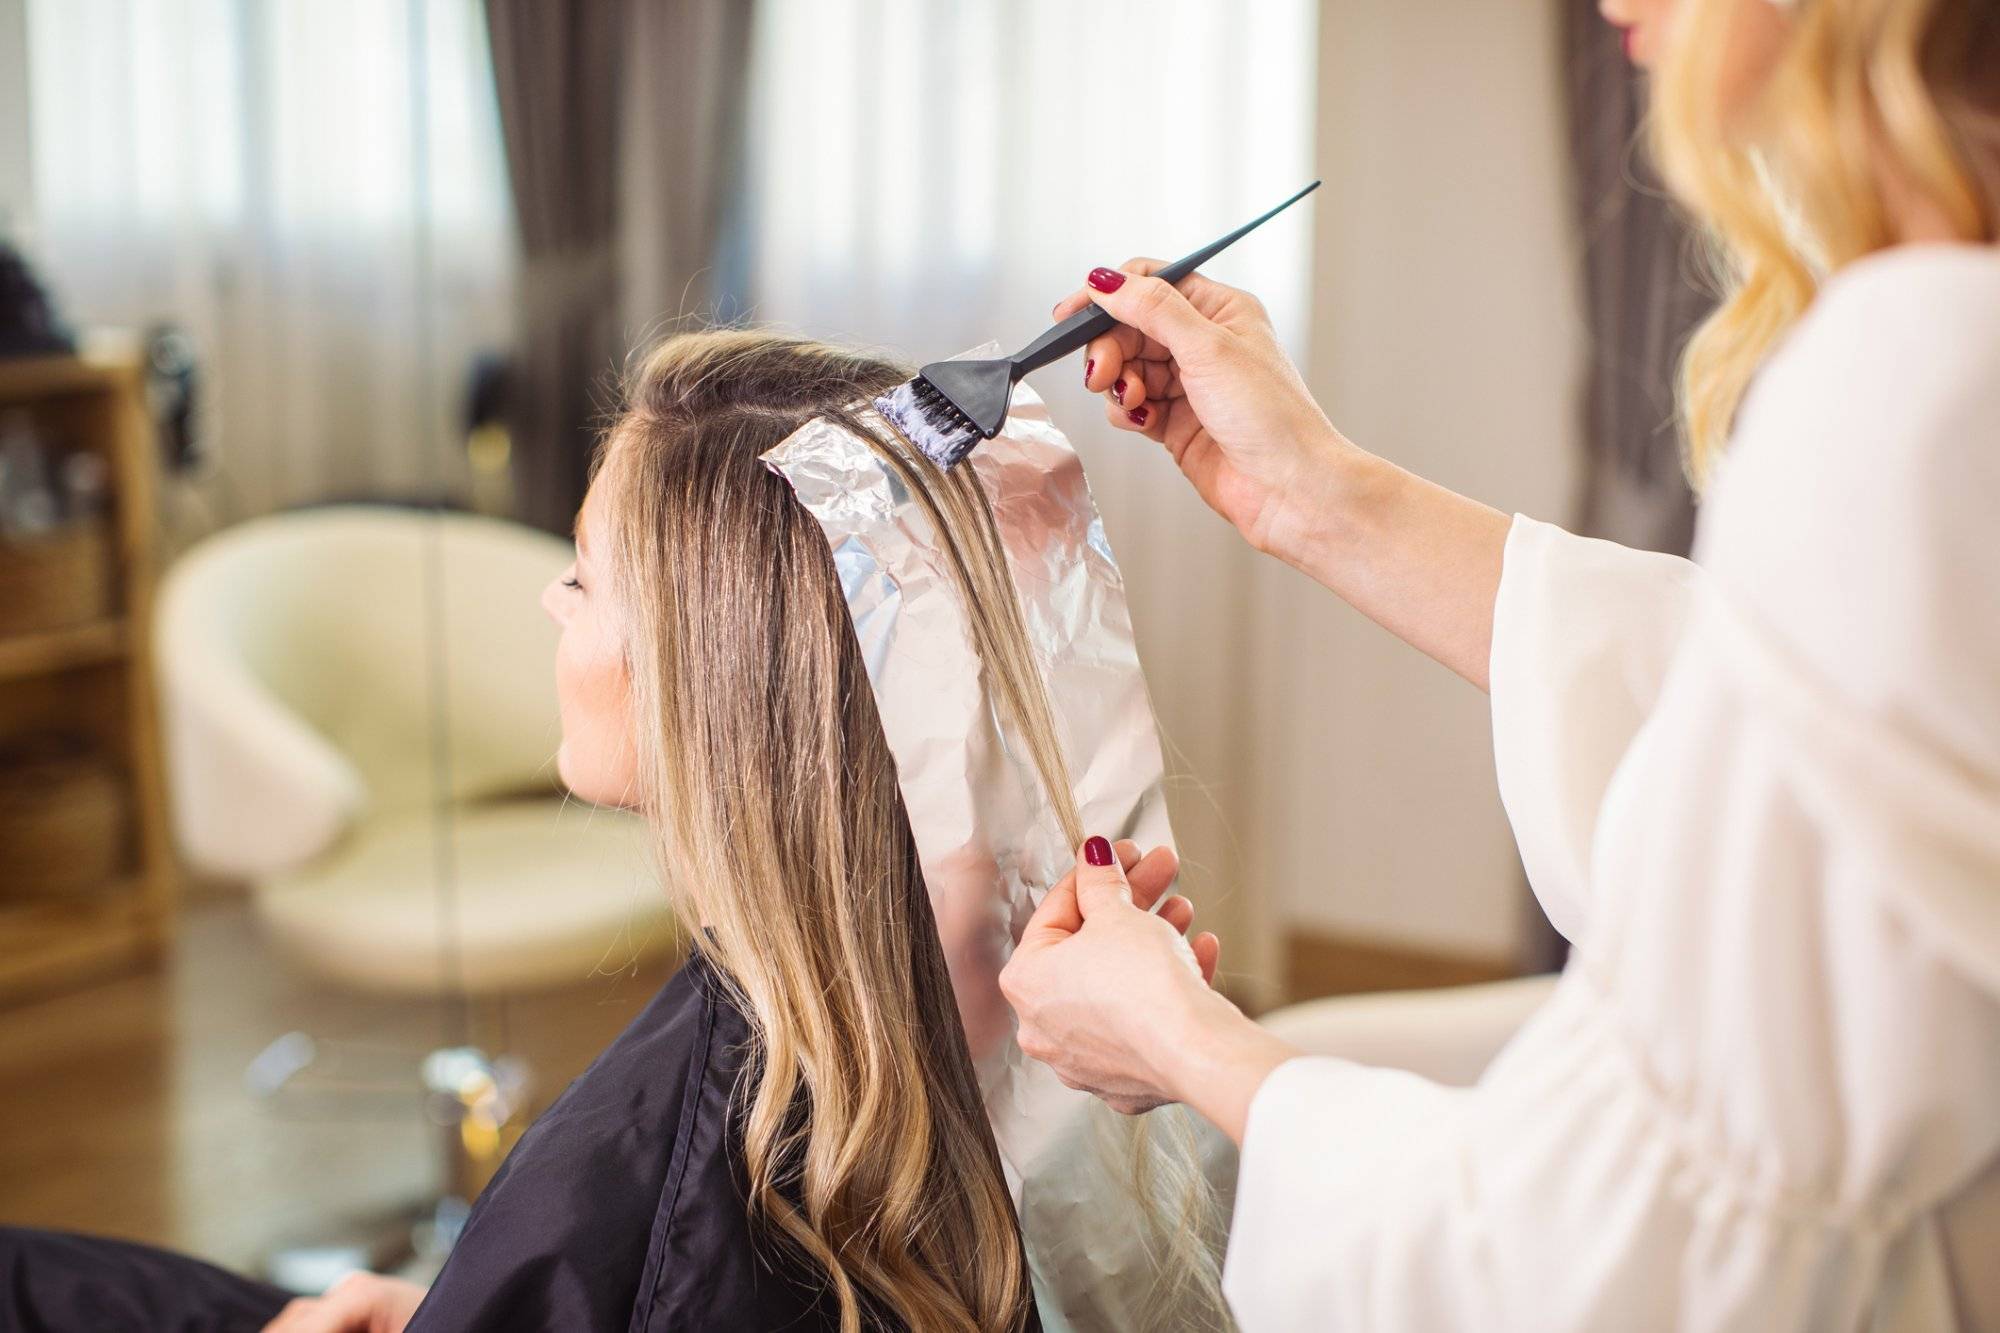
[1258,974,1561,1086]
[156,504,674,995]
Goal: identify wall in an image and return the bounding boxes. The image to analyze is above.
[1256,0,1583,965]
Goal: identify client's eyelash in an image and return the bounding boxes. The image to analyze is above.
[562,576,582,591]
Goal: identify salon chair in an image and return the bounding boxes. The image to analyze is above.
[1258,973,1561,1086]
[155,504,675,1288]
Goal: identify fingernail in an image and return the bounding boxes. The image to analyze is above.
[1128,406,1149,427]
[1087,267,1126,293]
[1084,836,1114,866]
[1085,358,1095,385]
[1114,378,1127,402]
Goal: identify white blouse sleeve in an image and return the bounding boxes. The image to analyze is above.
[1223,246,2000,1332]
[1486,516,1700,945]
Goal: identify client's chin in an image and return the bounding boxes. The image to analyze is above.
[557,750,634,811]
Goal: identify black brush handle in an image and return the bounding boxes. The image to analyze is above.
[1008,180,1322,378]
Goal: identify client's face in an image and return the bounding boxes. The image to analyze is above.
[1599,0,1679,67]
[541,480,639,807]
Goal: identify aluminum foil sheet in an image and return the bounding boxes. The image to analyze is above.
[763,355,1201,1331]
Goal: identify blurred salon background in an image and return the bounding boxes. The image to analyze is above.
[0,0,1706,1285]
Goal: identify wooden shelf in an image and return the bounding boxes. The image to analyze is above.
[0,887,161,1006]
[0,618,129,683]
[0,885,148,936]
[0,350,174,1007]
[0,353,139,404]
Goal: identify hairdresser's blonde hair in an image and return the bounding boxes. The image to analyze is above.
[593,330,1226,1331]
[1650,0,2000,483]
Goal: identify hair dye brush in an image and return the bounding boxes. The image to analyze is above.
[876,180,1321,470]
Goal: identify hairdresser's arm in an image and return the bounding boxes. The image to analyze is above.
[1051,263,1510,692]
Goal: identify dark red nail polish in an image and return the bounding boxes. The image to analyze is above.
[1084,836,1114,867]
[1085,358,1095,385]
[1114,378,1127,401]
[1087,267,1126,293]
[1128,406,1149,427]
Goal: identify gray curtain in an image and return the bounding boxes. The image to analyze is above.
[617,0,755,339]
[1522,5,1719,977]
[485,0,753,536]
[1562,0,1713,559]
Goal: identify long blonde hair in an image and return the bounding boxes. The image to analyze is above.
[592,330,1225,1330]
[1650,0,2000,482]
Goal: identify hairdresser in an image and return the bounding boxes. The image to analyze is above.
[1001,0,2000,1327]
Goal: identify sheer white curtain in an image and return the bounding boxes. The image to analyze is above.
[744,0,1320,998]
[25,0,512,525]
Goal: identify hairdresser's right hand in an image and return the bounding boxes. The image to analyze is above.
[1051,260,1351,562]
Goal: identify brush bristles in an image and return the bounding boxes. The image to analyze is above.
[875,378,982,470]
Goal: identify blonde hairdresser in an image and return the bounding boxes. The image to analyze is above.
[1009,0,2000,1327]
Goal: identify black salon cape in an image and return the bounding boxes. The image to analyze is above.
[0,951,859,1331]
[406,948,847,1331]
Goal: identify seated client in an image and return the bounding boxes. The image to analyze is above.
[0,333,1217,1332]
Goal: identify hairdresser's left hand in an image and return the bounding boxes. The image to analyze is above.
[1003,838,1298,1138]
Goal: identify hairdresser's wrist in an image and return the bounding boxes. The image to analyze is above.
[1153,981,1297,1146]
[1253,425,1393,578]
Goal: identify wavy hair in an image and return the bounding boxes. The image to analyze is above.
[1650,0,2000,482]
[591,330,1226,1330]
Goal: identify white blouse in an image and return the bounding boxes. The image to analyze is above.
[1222,244,2000,1331]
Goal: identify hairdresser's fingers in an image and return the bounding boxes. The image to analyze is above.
[1110,394,1170,444]
[1034,839,1149,938]
[1084,270,1225,366]
[1109,365,1146,414]
[1055,254,1170,339]
[1140,358,1177,402]
[1114,356,1185,416]
[1054,255,1173,321]
[1192,931,1221,985]
[1055,1069,1091,1093]
[1055,254,1247,359]
[1103,1092,1172,1115]
[1072,836,1139,919]
[1156,894,1195,934]
[1124,844,1181,912]
[1020,874,1082,945]
[1056,1081,1166,1116]
[1109,255,1246,328]
[1082,257,1245,357]
[1105,355,1181,421]
[1104,394,1146,435]
[1081,333,1126,394]
[1103,392,1171,443]
[1025,839,1136,940]
[1053,256,1209,314]
[1070,304,1151,368]
[1057,291,1146,367]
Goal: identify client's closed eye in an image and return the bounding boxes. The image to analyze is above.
[561,575,583,591]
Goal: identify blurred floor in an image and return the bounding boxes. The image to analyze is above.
[0,893,666,1277]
